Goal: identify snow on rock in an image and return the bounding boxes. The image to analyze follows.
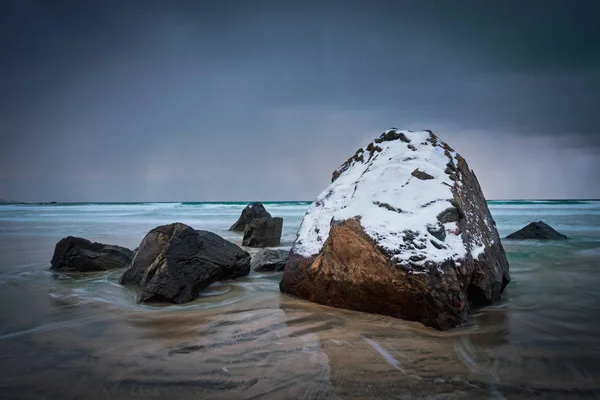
[295,130,467,269]
[280,129,510,330]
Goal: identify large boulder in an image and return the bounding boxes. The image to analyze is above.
[120,223,251,303]
[506,221,567,240]
[51,236,133,272]
[242,217,283,247]
[280,129,510,330]
[251,248,289,272]
[229,202,271,232]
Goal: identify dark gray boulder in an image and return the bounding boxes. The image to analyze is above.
[506,221,567,240]
[120,223,251,304]
[251,248,289,272]
[120,265,146,286]
[51,236,133,272]
[242,217,283,247]
[229,202,271,232]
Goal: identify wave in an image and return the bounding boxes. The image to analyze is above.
[489,200,598,205]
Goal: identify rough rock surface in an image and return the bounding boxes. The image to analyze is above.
[280,129,510,330]
[50,236,133,272]
[242,217,283,247]
[506,221,567,240]
[251,248,289,272]
[229,202,272,232]
[120,223,251,303]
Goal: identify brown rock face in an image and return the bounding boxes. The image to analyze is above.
[280,129,510,330]
[281,219,467,329]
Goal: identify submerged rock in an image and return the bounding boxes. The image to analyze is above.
[506,221,567,240]
[280,129,510,330]
[229,202,272,232]
[251,248,289,272]
[51,236,133,272]
[120,222,251,303]
[242,217,283,247]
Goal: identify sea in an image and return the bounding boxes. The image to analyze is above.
[0,200,599,399]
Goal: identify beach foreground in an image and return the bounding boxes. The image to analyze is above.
[0,201,599,399]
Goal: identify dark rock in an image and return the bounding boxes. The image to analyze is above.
[411,168,435,180]
[242,217,283,247]
[251,248,289,272]
[374,129,410,143]
[229,202,271,232]
[51,236,133,272]
[437,207,460,224]
[506,221,568,240]
[430,239,445,250]
[120,266,146,286]
[427,223,446,242]
[120,223,251,304]
[374,201,403,213]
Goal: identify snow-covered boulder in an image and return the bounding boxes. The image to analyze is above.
[280,129,510,330]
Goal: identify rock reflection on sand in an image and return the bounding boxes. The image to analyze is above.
[0,271,599,399]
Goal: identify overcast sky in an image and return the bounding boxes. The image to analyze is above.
[1,0,599,201]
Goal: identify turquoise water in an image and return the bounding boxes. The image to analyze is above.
[0,200,599,399]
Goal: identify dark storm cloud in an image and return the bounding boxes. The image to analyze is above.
[1,0,598,201]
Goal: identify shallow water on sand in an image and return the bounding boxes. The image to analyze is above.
[0,201,599,399]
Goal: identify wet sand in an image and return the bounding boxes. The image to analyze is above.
[0,266,598,400]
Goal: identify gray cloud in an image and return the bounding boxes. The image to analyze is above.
[1,0,599,201]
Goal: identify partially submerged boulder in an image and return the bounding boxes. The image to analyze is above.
[229,202,271,232]
[506,221,567,240]
[120,223,251,303]
[51,236,133,272]
[280,129,510,330]
[251,248,289,272]
[242,217,283,247]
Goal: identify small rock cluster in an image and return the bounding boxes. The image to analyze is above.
[49,210,290,306]
[51,223,251,304]
[229,202,283,247]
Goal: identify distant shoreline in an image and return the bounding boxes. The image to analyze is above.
[1,199,599,206]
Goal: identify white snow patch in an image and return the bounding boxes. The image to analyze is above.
[293,130,468,266]
[471,243,486,259]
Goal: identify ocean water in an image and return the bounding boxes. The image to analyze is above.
[0,200,599,399]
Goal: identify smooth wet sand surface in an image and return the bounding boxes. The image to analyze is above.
[1,265,599,399]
